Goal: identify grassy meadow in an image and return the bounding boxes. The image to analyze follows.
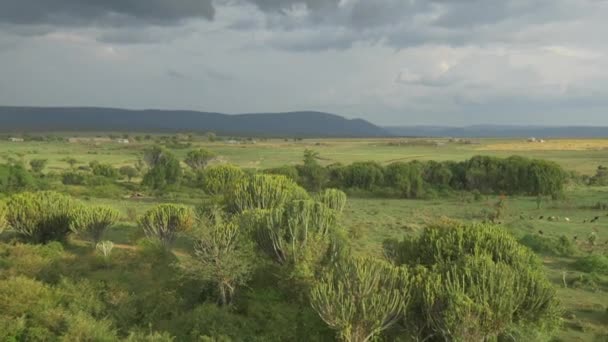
[1,135,607,341]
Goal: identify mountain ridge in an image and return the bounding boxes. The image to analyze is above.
[0,106,389,137]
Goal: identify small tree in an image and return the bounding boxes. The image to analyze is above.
[29,159,47,173]
[70,206,120,244]
[119,166,139,182]
[138,204,194,250]
[5,191,81,243]
[184,149,217,171]
[64,157,79,169]
[142,146,182,189]
[183,207,255,306]
[310,257,410,342]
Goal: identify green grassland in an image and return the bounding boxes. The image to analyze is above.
[1,135,607,340]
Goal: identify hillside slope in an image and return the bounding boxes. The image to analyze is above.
[0,106,389,137]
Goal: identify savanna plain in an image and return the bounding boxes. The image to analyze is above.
[0,134,607,341]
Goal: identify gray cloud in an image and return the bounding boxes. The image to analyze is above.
[0,0,215,27]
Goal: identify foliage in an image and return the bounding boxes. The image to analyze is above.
[384,162,425,198]
[120,165,139,182]
[184,148,217,171]
[226,174,308,213]
[138,204,195,250]
[142,146,183,189]
[91,161,120,179]
[96,240,114,265]
[386,221,561,341]
[316,188,347,213]
[265,165,300,183]
[61,171,87,185]
[200,164,245,195]
[245,199,338,281]
[0,200,7,234]
[71,206,120,244]
[297,149,329,191]
[519,234,577,257]
[589,165,608,186]
[0,163,34,192]
[310,257,410,342]
[182,208,255,306]
[574,254,608,275]
[6,191,81,243]
[29,158,48,173]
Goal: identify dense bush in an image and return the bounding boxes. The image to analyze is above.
[142,146,183,189]
[519,234,577,257]
[265,155,567,199]
[199,164,245,195]
[574,254,608,275]
[264,165,300,183]
[310,257,410,342]
[138,204,195,250]
[6,191,82,243]
[70,206,120,244]
[226,174,308,213]
[316,188,347,213]
[385,221,560,341]
[184,148,217,171]
[61,171,87,185]
[90,161,120,179]
[0,163,34,192]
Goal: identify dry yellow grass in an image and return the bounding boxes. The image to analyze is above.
[477,139,608,151]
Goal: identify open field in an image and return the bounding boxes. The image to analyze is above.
[2,137,608,174]
[1,135,607,341]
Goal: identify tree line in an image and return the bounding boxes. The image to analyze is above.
[265,151,568,198]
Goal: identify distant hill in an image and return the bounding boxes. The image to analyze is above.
[0,106,389,137]
[385,125,608,138]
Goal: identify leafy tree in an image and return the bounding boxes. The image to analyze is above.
[342,162,384,190]
[142,147,183,189]
[298,149,328,191]
[5,191,81,243]
[64,157,79,169]
[200,164,245,195]
[29,159,48,173]
[119,165,139,182]
[310,257,410,342]
[226,174,308,213]
[70,206,120,244]
[183,207,255,306]
[138,204,194,250]
[185,149,217,171]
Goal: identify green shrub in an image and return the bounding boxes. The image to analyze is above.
[310,257,410,342]
[0,200,7,234]
[184,148,217,171]
[388,221,560,341]
[62,171,87,185]
[519,234,577,257]
[200,164,245,195]
[226,174,308,213]
[6,191,82,243]
[70,206,120,244]
[316,188,347,213]
[0,163,34,192]
[574,254,608,275]
[138,204,194,250]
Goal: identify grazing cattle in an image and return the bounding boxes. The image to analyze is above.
[539,216,544,220]
[590,216,599,223]
[583,220,587,223]
[564,217,570,222]
[538,230,544,235]
[573,235,578,241]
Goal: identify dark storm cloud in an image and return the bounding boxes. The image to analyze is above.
[0,0,215,27]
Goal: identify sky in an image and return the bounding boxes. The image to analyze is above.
[1,0,607,126]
